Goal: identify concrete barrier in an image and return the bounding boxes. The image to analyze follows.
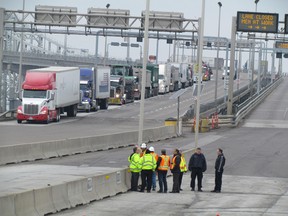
[0,195,16,216]
[67,180,86,207]
[14,191,38,216]
[34,187,56,215]
[51,184,70,211]
[1,167,131,216]
[0,126,176,165]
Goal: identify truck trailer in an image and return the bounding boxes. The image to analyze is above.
[17,67,80,124]
[78,67,110,112]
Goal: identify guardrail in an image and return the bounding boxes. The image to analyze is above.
[182,78,283,129]
[233,78,283,126]
[0,109,16,121]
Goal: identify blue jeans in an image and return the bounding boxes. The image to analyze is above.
[152,171,156,189]
[158,170,168,192]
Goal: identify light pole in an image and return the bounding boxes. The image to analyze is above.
[103,3,110,66]
[138,0,150,145]
[214,1,222,111]
[18,0,25,94]
[255,0,259,12]
[194,0,206,149]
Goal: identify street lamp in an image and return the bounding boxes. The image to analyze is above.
[214,1,222,111]
[255,0,259,12]
[18,0,25,94]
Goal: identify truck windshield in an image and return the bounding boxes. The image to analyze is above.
[110,81,119,88]
[80,84,88,91]
[23,90,47,99]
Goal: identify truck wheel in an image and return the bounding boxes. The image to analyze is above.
[17,120,22,124]
[100,99,108,110]
[72,104,77,117]
[56,110,61,122]
[45,114,50,124]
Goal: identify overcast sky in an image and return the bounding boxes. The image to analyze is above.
[1,0,287,71]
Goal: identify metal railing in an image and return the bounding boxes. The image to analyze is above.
[233,78,283,126]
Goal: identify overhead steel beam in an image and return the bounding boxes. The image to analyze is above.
[3,9,198,33]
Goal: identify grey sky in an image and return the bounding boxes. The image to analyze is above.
[1,0,287,71]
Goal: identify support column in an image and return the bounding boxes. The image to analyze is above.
[0,8,5,112]
[227,17,237,115]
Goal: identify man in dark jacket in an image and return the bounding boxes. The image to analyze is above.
[211,148,226,193]
[188,148,207,192]
[170,149,181,193]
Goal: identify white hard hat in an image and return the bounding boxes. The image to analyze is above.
[149,146,155,152]
[140,143,147,148]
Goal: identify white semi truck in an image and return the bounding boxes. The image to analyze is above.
[158,63,171,94]
[17,67,80,124]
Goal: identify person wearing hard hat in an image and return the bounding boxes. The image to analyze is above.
[140,143,147,157]
[139,148,157,193]
[128,147,141,191]
[156,149,170,193]
[149,146,158,191]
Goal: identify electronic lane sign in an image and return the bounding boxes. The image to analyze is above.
[237,11,279,33]
[285,14,288,34]
[275,41,288,49]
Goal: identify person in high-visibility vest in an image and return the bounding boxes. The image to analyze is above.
[170,149,181,193]
[139,148,157,193]
[128,147,141,191]
[179,151,188,191]
[156,149,170,193]
[149,146,158,191]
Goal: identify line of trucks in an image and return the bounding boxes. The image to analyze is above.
[16,62,212,124]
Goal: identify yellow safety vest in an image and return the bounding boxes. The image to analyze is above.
[140,154,157,171]
[180,155,188,172]
[128,153,141,173]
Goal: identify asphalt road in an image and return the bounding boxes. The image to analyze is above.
[20,78,288,179]
[0,74,250,146]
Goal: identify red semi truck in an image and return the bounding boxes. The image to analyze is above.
[17,67,80,124]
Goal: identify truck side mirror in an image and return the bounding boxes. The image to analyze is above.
[50,92,55,100]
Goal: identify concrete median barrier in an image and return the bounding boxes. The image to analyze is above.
[0,195,16,216]
[51,184,70,211]
[34,187,56,216]
[0,126,176,165]
[14,191,38,216]
[1,167,131,216]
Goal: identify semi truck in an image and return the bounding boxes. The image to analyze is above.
[170,63,180,91]
[158,63,171,94]
[109,65,135,105]
[133,68,152,99]
[17,67,80,124]
[78,67,110,112]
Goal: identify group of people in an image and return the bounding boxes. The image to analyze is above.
[128,143,226,193]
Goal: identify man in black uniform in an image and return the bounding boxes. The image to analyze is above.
[211,148,226,193]
[188,147,207,192]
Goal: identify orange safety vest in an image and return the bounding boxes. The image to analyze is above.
[170,156,177,170]
[158,155,170,171]
[150,152,159,161]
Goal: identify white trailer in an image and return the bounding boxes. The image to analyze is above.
[158,63,171,94]
[17,67,80,123]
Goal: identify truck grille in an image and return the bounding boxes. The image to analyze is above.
[110,89,115,97]
[24,104,39,115]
